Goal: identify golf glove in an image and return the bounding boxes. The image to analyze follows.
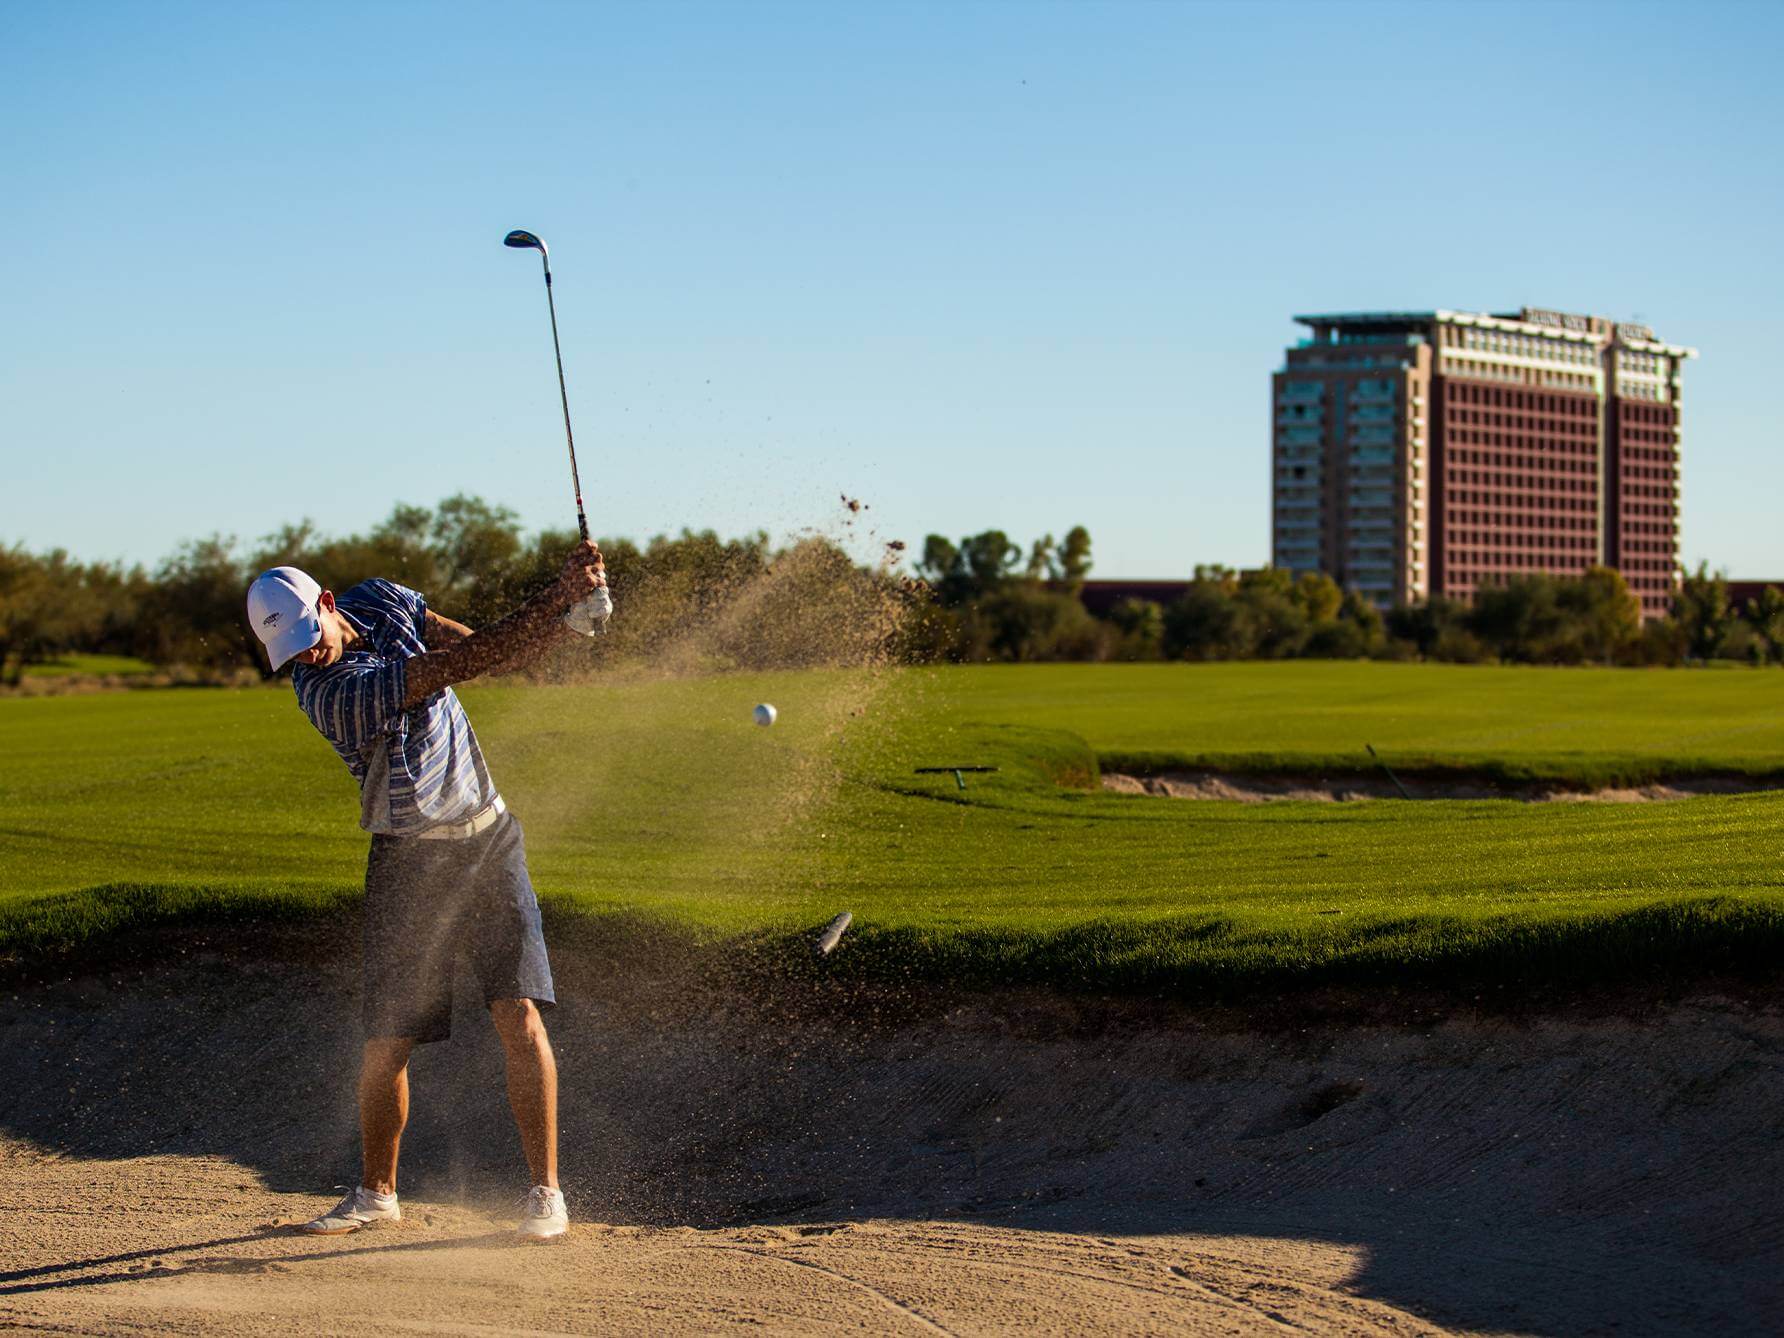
[564,586,612,638]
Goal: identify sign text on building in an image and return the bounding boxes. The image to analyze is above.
[1521,308,1591,333]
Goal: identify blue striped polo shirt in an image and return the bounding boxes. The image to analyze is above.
[292,579,497,836]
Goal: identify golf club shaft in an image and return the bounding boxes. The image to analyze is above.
[537,258,589,543]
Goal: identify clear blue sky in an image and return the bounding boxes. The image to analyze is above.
[5,0,1780,579]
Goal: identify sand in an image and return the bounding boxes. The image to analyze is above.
[1101,770,1784,803]
[2,938,1779,1335]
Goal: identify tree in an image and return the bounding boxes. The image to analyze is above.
[1108,597,1164,660]
[430,494,524,621]
[1336,590,1386,655]
[254,520,323,569]
[1562,566,1641,663]
[1056,525,1093,589]
[1674,563,1734,662]
[961,530,1020,594]
[1235,568,1308,658]
[1470,575,1571,662]
[1291,571,1343,624]
[1163,578,1248,660]
[0,547,57,683]
[978,583,1107,661]
[1745,585,1784,664]
[918,530,1027,606]
[139,536,257,671]
[366,503,450,594]
[917,535,973,607]
[1386,597,1464,659]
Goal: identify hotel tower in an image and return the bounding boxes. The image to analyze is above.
[1271,308,1695,618]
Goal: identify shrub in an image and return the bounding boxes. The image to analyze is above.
[1107,598,1164,661]
[1431,625,1490,663]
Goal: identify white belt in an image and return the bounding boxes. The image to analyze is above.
[415,795,506,841]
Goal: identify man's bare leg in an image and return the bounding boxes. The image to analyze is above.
[358,1037,414,1195]
[490,999,558,1188]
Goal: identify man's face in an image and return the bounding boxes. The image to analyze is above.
[290,592,346,668]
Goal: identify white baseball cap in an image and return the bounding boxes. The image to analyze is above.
[246,566,324,669]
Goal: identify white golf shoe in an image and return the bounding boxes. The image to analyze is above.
[298,1185,401,1235]
[517,1184,568,1242]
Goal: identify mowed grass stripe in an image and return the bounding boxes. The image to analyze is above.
[4,663,1783,993]
[926,662,1784,783]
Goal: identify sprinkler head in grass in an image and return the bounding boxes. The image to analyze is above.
[914,765,999,791]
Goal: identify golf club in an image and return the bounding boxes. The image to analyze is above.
[504,228,607,634]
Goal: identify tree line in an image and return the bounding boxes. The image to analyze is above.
[913,534,1772,668]
[0,496,907,684]
[1,502,1776,683]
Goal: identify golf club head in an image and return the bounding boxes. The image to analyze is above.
[504,229,547,256]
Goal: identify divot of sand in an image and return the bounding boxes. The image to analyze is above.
[1102,769,1784,803]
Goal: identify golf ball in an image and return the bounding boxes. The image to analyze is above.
[753,703,777,727]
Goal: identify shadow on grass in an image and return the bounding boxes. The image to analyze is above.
[746,896,1784,1005]
[7,882,1784,1005]
[0,882,358,971]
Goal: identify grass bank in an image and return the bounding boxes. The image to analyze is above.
[4,663,1783,996]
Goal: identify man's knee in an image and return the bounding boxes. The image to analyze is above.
[361,1037,413,1079]
[489,998,549,1051]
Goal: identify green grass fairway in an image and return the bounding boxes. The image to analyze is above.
[17,653,158,679]
[925,662,1784,785]
[4,662,1783,995]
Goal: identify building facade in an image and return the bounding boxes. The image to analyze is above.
[1271,308,1694,618]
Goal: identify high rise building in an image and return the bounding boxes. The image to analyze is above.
[1271,308,1695,618]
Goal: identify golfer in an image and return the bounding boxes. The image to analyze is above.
[245,541,608,1242]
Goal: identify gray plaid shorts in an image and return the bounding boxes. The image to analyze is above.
[361,811,555,1043]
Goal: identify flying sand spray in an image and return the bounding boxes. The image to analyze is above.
[499,231,908,956]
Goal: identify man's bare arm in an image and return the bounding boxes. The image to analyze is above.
[426,607,558,678]
[423,609,474,646]
[401,543,602,709]
[433,600,581,682]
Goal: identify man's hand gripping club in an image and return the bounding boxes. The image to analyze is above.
[563,550,612,638]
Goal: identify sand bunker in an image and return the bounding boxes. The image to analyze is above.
[2,938,1779,1334]
[1103,769,1784,803]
